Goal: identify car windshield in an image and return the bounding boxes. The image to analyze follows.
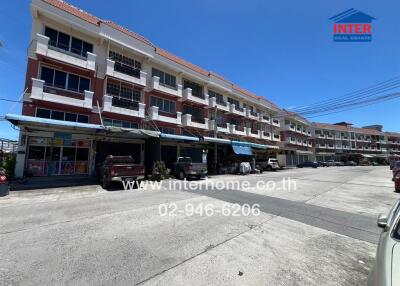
[387,201,400,228]
[108,157,135,164]
[179,157,192,163]
[270,159,278,163]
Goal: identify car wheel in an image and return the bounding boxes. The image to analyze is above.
[102,178,109,190]
[266,166,273,171]
[179,170,185,180]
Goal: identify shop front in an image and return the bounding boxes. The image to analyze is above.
[26,135,91,176]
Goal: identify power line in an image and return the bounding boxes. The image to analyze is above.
[0,98,22,103]
[305,93,400,119]
[290,76,400,111]
[289,76,400,113]
[296,86,400,117]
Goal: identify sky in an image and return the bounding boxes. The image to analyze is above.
[0,0,399,140]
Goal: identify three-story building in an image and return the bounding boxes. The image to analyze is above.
[8,0,283,177]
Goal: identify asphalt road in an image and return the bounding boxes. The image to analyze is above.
[0,166,396,285]
[184,187,381,244]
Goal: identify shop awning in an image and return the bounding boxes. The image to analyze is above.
[231,142,253,156]
[296,150,313,155]
[231,140,267,150]
[6,114,104,130]
[104,126,160,139]
[202,136,231,144]
[160,133,199,142]
[361,154,374,158]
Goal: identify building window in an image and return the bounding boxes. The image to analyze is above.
[183,79,203,99]
[150,96,176,114]
[209,90,226,105]
[44,27,93,57]
[36,108,89,123]
[36,108,51,119]
[77,115,89,123]
[103,118,138,129]
[65,113,77,122]
[227,97,240,109]
[109,51,141,78]
[159,127,175,134]
[152,68,176,89]
[51,110,64,120]
[40,66,90,94]
[106,82,140,102]
[243,103,254,112]
[183,105,203,122]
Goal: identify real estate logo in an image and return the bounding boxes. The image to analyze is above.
[329,9,375,42]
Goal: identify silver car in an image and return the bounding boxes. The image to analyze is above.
[368,199,400,286]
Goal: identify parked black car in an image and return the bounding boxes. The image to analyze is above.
[318,161,328,167]
[173,157,208,179]
[297,161,319,168]
[344,161,357,166]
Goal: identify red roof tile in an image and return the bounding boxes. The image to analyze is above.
[386,132,400,137]
[209,71,232,85]
[155,47,209,77]
[42,0,100,25]
[350,127,382,136]
[314,122,383,135]
[102,21,154,46]
[314,122,349,132]
[283,110,309,123]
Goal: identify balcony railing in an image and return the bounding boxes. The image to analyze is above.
[114,62,140,78]
[229,104,246,116]
[217,100,227,107]
[262,131,271,140]
[106,59,147,86]
[30,78,93,109]
[272,119,280,127]
[182,88,209,105]
[261,115,271,123]
[102,94,145,118]
[150,76,182,97]
[246,109,259,121]
[112,97,139,111]
[210,121,230,133]
[182,114,209,129]
[272,134,280,141]
[246,128,259,138]
[148,106,182,124]
[209,97,230,112]
[35,34,96,71]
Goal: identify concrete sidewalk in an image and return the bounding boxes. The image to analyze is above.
[10,175,97,191]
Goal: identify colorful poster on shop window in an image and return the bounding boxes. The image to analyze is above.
[61,161,75,175]
[26,160,47,176]
[75,161,88,174]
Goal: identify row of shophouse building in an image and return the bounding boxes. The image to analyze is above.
[6,0,400,178]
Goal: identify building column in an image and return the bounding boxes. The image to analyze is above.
[14,132,28,178]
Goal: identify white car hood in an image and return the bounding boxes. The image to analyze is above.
[393,242,400,286]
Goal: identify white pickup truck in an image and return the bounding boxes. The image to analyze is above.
[256,158,280,171]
